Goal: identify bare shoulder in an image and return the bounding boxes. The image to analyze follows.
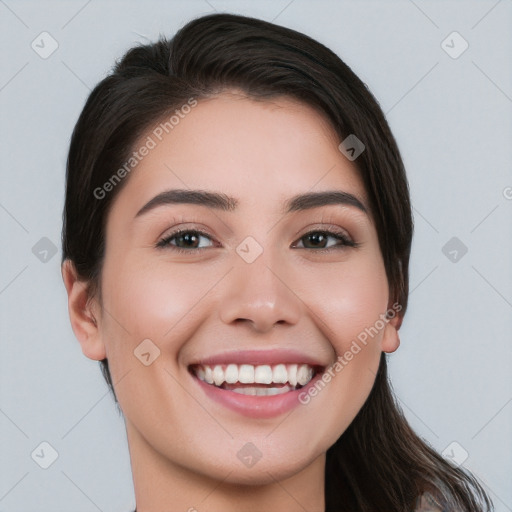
[414,491,444,512]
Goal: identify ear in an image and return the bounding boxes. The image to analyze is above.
[61,259,106,361]
[381,312,401,354]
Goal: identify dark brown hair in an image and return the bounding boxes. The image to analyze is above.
[62,12,492,511]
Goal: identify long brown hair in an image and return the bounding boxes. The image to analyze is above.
[62,12,492,511]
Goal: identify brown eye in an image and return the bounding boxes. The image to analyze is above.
[174,232,202,249]
[294,230,357,250]
[156,230,215,251]
[302,232,330,249]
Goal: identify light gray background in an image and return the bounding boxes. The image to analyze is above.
[1,0,511,510]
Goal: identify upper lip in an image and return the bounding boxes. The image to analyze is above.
[188,349,328,369]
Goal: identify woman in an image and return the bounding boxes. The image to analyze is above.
[61,12,492,512]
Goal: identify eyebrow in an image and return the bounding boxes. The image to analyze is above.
[135,189,238,217]
[135,189,368,218]
[285,190,367,214]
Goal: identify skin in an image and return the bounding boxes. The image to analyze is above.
[62,91,401,512]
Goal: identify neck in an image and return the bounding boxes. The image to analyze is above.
[126,421,326,512]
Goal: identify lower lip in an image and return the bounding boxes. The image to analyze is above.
[190,370,324,419]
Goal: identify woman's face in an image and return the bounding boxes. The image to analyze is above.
[82,91,399,484]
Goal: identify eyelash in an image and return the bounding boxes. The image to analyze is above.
[155,228,359,254]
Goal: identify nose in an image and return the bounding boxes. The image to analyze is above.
[218,252,302,333]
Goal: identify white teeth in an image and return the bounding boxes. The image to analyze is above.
[234,386,256,396]
[265,388,280,395]
[192,362,317,389]
[297,364,313,386]
[238,364,255,383]
[225,364,238,384]
[204,366,214,384]
[272,364,288,383]
[254,365,273,384]
[196,366,205,381]
[229,385,293,396]
[213,365,224,386]
[288,364,298,387]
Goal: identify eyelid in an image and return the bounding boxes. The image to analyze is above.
[156,218,213,238]
[293,222,355,242]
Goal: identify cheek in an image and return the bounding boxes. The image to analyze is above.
[98,256,221,425]
[104,259,215,343]
[100,255,222,359]
[302,251,389,354]
[291,253,388,438]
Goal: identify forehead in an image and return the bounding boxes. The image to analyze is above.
[114,91,367,213]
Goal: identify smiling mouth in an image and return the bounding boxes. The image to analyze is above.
[189,363,323,396]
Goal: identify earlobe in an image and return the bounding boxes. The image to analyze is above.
[61,259,106,361]
[381,313,401,354]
